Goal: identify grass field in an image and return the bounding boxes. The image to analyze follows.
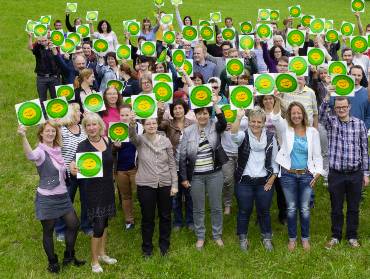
[1,0,370,278]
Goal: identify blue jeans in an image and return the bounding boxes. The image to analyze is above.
[235,177,274,239]
[173,180,193,227]
[280,169,313,241]
[55,175,92,234]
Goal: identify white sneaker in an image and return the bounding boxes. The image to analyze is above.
[56,234,65,242]
[91,263,103,273]
[98,255,117,265]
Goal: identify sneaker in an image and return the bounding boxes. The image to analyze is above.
[83,230,93,237]
[56,233,65,242]
[262,239,273,252]
[325,238,339,250]
[348,239,361,248]
[125,223,135,230]
[214,239,224,247]
[239,238,248,251]
[98,255,117,265]
[195,240,204,251]
[302,239,311,251]
[288,240,296,252]
[91,263,103,273]
[142,252,152,259]
[224,206,231,215]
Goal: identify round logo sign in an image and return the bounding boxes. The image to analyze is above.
[301,15,313,27]
[210,13,221,23]
[50,31,64,46]
[270,10,280,21]
[133,95,156,118]
[239,35,254,50]
[200,26,214,41]
[153,74,172,82]
[182,26,197,41]
[259,9,270,20]
[255,75,275,95]
[67,32,81,45]
[221,104,237,123]
[289,6,301,18]
[87,12,97,21]
[310,19,325,34]
[226,59,244,76]
[77,25,89,37]
[287,30,305,46]
[328,62,347,75]
[325,29,339,43]
[153,82,172,102]
[352,0,365,12]
[190,86,212,107]
[240,22,253,34]
[56,85,75,101]
[46,98,68,119]
[163,31,175,44]
[141,42,156,56]
[84,94,104,112]
[109,122,129,141]
[128,21,140,36]
[230,86,253,109]
[351,36,368,53]
[116,45,131,59]
[61,38,76,53]
[341,23,354,36]
[332,75,355,96]
[172,50,185,67]
[107,80,124,92]
[289,56,308,76]
[33,24,47,37]
[275,74,298,93]
[257,24,271,39]
[308,48,325,66]
[17,102,43,126]
[77,153,102,177]
[66,3,77,12]
[94,39,108,53]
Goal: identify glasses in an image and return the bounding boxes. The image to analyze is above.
[212,86,219,89]
[142,81,151,85]
[334,106,349,111]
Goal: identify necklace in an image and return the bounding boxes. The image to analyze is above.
[88,136,102,143]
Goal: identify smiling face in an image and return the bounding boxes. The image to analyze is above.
[50,102,64,114]
[184,17,191,26]
[334,98,350,120]
[141,79,152,93]
[319,69,328,80]
[259,78,272,89]
[274,37,284,47]
[85,121,101,137]
[249,115,264,136]
[119,107,131,123]
[290,105,304,126]
[155,63,165,73]
[195,90,208,100]
[274,47,282,59]
[173,104,185,119]
[216,33,223,44]
[297,76,306,89]
[342,50,353,66]
[82,43,92,56]
[175,33,183,44]
[107,56,117,67]
[40,124,57,145]
[195,109,210,127]
[101,22,108,32]
[193,47,204,63]
[74,56,86,71]
[82,158,97,170]
[143,118,158,134]
[262,95,275,111]
[350,67,362,86]
[105,87,119,107]
[23,107,36,119]
[193,77,203,86]
[225,18,233,28]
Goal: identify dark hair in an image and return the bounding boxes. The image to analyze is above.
[194,107,212,116]
[341,47,353,56]
[97,20,112,33]
[102,86,122,116]
[258,95,276,109]
[141,118,158,125]
[120,63,138,79]
[82,41,92,47]
[191,72,205,84]
[142,17,152,32]
[221,41,232,49]
[269,45,284,60]
[53,20,62,27]
[105,52,118,65]
[169,98,189,118]
[334,97,351,106]
[224,17,233,23]
[154,62,168,73]
[350,65,368,88]
[183,16,192,25]
[73,17,82,25]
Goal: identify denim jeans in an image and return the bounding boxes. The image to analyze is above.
[235,177,274,239]
[190,170,223,240]
[280,169,313,241]
[55,175,92,234]
[173,178,193,227]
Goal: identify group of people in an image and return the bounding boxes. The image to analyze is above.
[21,2,370,274]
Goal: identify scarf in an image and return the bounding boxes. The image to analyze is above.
[247,128,267,152]
[38,143,66,170]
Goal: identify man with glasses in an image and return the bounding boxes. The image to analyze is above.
[320,93,369,249]
[205,41,232,78]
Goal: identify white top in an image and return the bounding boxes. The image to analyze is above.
[93,31,119,53]
[270,113,324,176]
[221,116,248,154]
[232,128,279,177]
[353,54,370,80]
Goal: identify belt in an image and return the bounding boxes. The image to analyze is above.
[284,168,307,175]
[37,73,58,78]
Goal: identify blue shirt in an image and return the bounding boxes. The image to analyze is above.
[193,61,217,83]
[290,135,308,169]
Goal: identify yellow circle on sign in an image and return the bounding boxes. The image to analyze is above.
[82,158,97,170]
[23,108,36,119]
[195,90,207,100]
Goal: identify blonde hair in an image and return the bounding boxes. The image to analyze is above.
[74,68,93,88]
[59,103,81,126]
[37,120,62,147]
[248,107,266,124]
[81,112,105,136]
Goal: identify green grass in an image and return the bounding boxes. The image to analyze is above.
[1,0,370,278]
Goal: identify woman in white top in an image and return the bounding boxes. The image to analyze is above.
[90,20,118,53]
[272,98,323,252]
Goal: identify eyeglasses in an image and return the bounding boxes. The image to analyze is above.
[212,86,219,89]
[142,81,151,85]
[334,106,349,111]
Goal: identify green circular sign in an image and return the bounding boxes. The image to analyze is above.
[182,26,197,41]
[77,25,89,37]
[239,35,254,50]
[67,32,81,45]
[94,39,108,53]
[87,12,97,21]
[259,9,270,21]
[153,73,172,82]
[301,15,314,27]
[40,16,51,25]
[325,21,333,31]
[123,97,131,105]
[84,94,104,112]
[275,74,298,93]
[289,6,301,18]
[128,21,140,36]
[230,86,253,109]
[66,3,77,12]
[46,98,68,119]
[157,49,167,63]
[183,60,193,76]
[17,102,43,126]
[308,48,325,66]
[107,80,124,92]
[210,13,221,23]
[200,26,214,41]
[56,85,74,101]
[255,74,275,95]
[289,56,308,76]
[310,19,325,34]
[328,62,347,75]
[222,28,235,41]
[257,24,272,38]
[109,122,129,141]
[352,0,365,12]
[287,30,305,46]
[226,59,244,76]
[26,21,37,32]
[172,49,185,67]
[221,104,237,123]
[50,31,64,46]
[240,22,253,34]
[154,0,164,6]
[61,38,76,53]
[163,31,175,44]
[133,95,156,118]
[161,14,173,24]
[332,75,355,96]
[77,153,102,177]
[190,85,212,107]
[325,29,339,43]
[341,23,354,36]
[33,24,47,37]
[351,36,368,53]
[270,10,280,21]
[153,82,172,102]
[199,20,211,27]
[116,45,131,59]
[141,42,156,56]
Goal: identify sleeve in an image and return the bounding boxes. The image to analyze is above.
[215,111,227,133]
[365,99,370,130]
[262,42,274,71]
[65,14,74,32]
[128,124,141,146]
[311,128,323,175]
[175,7,184,30]
[319,100,332,131]
[26,147,45,166]
[112,32,119,50]
[271,136,280,174]
[53,54,70,75]
[152,24,160,34]
[166,139,178,189]
[157,108,169,131]
[206,53,219,65]
[270,112,287,135]
[96,63,107,79]
[311,91,318,115]
[359,121,369,171]
[231,131,245,146]
[32,43,42,56]
[178,129,189,182]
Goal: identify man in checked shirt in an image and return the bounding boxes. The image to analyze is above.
[319,91,369,249]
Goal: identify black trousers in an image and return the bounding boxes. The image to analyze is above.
[275,178,287,220]
[137,185,172,254]
[36,75,59,116]
[328,170,363,240]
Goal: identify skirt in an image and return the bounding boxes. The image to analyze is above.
[35,192,73,220]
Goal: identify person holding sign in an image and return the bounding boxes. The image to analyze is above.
[140,18,160,41]
[90,20,118,53]
[231,108,279,251]
[70,113,117,273]
[271,99,323,251]
[17,121,85,273]
[100,87,123,134]
[179,94,227,250]
[97,52,120,92]
[320,91,369,249]
[128,113,178,257]
[119,63,141,97]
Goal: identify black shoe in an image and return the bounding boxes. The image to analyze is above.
[47,254,60,273]
[279,217,287,225]
[160,249,169,256]
[142,252,152,259]
[63,250,86,267]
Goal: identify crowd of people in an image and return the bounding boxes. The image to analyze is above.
[20,1,370,274]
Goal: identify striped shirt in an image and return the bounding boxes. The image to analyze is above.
[61,126,87,177]
[194,130,214,174]
[319,100,369,172]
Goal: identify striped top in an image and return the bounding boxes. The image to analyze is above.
[61,125,87,177]
[194,130,214,174]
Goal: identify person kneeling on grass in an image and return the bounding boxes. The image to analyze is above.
[231,108,279,251]
[18,121,85,274]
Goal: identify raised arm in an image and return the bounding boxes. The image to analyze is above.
[174,5,184,30]
[65,13,74,32]
[27,33,34,50]
[354,12,364,36]
[128,112,141,146]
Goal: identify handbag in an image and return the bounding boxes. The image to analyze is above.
[214,135,229,166]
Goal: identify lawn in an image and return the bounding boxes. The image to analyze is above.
[0,0,370,278]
